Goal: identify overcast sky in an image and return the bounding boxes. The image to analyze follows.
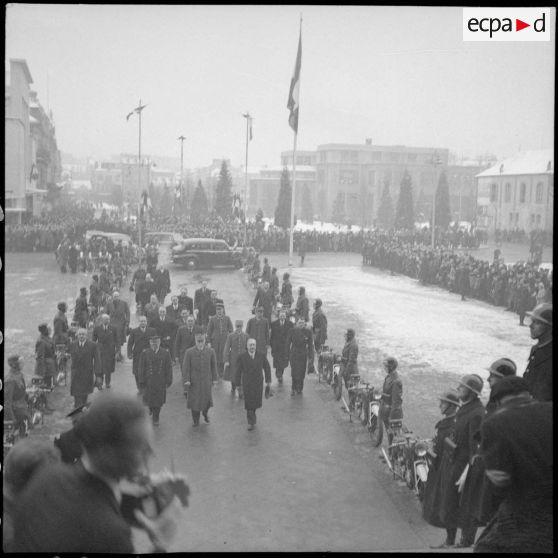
[6,4,555,169]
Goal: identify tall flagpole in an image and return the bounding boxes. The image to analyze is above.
[288,16,302,268]
[242,112,251,246]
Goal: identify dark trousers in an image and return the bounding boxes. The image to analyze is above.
[149,407,161,421]
[217,362,225,378]
[275,367,284,379]
[446,528,457,545]
[102,370,112,387]
[74,394,88,408]
[247,409,256,425]
[292,376,304,393]
[191,408,209,424]
[460,526,478,547]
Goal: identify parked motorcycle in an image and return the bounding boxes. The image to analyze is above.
[317,345,333,384]
[330,353,344,401]
[26,377,54,426]
[55,343,70,386]
[407,438,433,501]
[360,385,384,446]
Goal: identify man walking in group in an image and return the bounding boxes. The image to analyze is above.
[194,281,211,326]
[92,314,118,389]
[68,328,102,408]
[182,328,218,426]
[127,315,156,392]
[246,305,270,357]
[235,338,272,430]
[223,319,249,396]
[311,298,328,370]
[177,286,194,316]
[270,308,292,384]
[253,281,274,324]
[138,335,173,427]
[175,315,196,372]
[206,302,233,379]
[107,291,130,362]
[285,317,314,396]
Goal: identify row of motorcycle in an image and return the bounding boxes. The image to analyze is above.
[3,346,69,457]
[316,346,432,502]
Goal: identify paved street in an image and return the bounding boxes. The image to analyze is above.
[5,248,545,550]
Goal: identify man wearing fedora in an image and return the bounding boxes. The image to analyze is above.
[523,302,552,401]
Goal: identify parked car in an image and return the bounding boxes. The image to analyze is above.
[171,238,243,270]
[143,231,183,248]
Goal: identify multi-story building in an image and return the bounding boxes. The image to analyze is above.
[476,149,554,235]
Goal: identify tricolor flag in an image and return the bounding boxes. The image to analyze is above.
[140,190,152,217]
[287,27,302,133]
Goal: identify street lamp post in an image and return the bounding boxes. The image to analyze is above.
[178,135,186,213]
[431,151,442,249]
[242,112,252,246]
[127,99,148,266]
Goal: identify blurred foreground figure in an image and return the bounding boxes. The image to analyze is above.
[13,392,185,553]
[474,377,553,553]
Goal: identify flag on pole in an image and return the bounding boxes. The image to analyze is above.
[140,189,152,217]
[126,111,134,121]
[248,116,253,141]
[287,27,302,133]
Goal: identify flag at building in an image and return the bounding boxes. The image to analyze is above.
[248,116,253,141]
[140,189,152,218]
[287,27,302,133]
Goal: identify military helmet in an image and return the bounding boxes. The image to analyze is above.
[439,389,460,406]
[458,374,484,396]
[487,358,517,378]
[314,298,323,308]
[383,356,398,370]
[526,303,552,327]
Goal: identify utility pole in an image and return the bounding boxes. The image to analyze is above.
[242,112,252,246]
[431,151,442,249]
[178,135,186,213]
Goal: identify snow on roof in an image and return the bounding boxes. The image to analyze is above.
[476,149,553,178]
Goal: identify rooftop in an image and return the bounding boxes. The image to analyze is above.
[476,149,554,177]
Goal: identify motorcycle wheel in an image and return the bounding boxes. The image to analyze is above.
[360,399,369,426]
[369,412,383,447]
[416,480,426,502]
[405,463,415,489]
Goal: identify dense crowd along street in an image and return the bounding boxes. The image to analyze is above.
[3,224,553,552]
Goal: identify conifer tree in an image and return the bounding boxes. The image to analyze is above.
[376,179,394,229]
[214,160,233,219]
[274,168,293,228]
[191,179,209,224]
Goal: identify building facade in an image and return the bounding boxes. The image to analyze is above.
[476,149,554,235]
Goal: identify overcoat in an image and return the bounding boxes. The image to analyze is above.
[207,314,234,365]
[380,371,403,422]
[68,339,101,397]
[447,397,485,529]
[475,400,553,553]
[280,280,294,307]
[235,352,271,411]
[53,311,69,345]
[182,345,218,411]
[295,294,309,321]
[35,334,56,378]
[177,294,194,315]
[285,326,313,380]
[194,287,211,325]
[138,347,173,408]
[92,324,117,375]
[152,317,178,359]
[107,299,130,347]
[126,326,156,377]
[341,338,359,378]
[422,414,458,528]
[165,303,182,324]
[523,339,552,401]
[312,309,328,346]
[143,302,160,327]
[253,288,274,323]
[270,319,293,370]
[175,326,196,367]
[73,295,89,328]
[223,331,249,381]
[246,316,270,354]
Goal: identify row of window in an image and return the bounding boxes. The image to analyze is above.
[490,182,545,204]
[317,151,437,164]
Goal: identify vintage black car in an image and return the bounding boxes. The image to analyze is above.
[171,238,243,270]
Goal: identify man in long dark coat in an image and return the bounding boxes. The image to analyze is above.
[126,315,156,391]
[450,374,486,548]
[177,286,194,316]
[235,338,272,430]
[311,298,328,356]
[270,308,292,384]
[166,295,182,324]
[246,306,270,356]
[223,319,249,396]
[107,291,130,361]
[474,377,553,554]
[253,281,274,323]
[207,303,233,379]
[423,389,460,548]
[68,328,102,408]
[523,302,552,401]
[138,335,173,426]
[152,306,177,361]
[175,315,197,371]
[285,318,314,396]
[182,329,218,426]
[92,314,118,389]
[194,281,211,326]
[53,301,69,345]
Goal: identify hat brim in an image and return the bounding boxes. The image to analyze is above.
[458,379,482,396]
[486,367,505,378]
[525,312,552,326]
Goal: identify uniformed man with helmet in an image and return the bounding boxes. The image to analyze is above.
[380,356,403,445]
[523,302,552,401]
[485,358,517,415]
